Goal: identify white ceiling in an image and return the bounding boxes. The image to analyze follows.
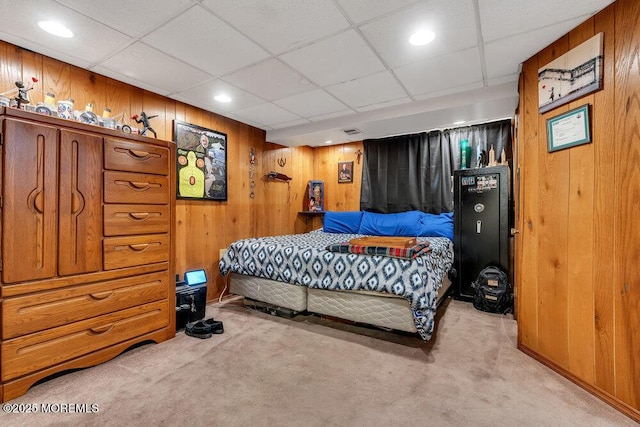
[0,0,613,147]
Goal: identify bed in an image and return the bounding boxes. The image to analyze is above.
[219,211,454,340]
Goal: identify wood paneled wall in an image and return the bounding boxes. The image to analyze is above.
[0,40,366,302]
[515,0,639,421]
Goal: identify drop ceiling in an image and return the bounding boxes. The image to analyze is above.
[0,0,614,146]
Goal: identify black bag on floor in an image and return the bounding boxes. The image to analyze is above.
[471,266,513,314]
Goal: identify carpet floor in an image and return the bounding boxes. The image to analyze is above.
[0,297,635,427]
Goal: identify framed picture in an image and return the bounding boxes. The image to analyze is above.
[538,32,604,113]
[546,104,591,152]
[307,180,324,211]
[174,120,227,200]
[338,161,353,183]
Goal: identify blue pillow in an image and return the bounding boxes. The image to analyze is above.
[323,211,363,234]
[395,211,424,236]
[418,212,454,240]
[358,211,423,237]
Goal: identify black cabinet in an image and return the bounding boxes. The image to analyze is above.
[453,165,509,300]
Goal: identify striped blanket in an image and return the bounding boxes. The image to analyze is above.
[325,241,430,259]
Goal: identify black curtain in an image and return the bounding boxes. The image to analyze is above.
[360,119,512,214]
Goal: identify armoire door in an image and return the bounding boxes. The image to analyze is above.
[58,129,103,276]
[2,118,59,283]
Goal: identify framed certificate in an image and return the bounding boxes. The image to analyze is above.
[546,104,591,152]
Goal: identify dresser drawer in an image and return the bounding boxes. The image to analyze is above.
[104,137,169,175]
[2,272,168,339]
[104,171,169,204]
[1,300,169,381]
[103,234,169,270]
[104,204,170,236]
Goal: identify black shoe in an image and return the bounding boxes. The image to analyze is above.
[203,317,224,334]
[185,320,212,339]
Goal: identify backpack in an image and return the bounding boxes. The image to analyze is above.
[471,266,513,314]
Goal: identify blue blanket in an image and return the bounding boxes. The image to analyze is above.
[219,231,453,340]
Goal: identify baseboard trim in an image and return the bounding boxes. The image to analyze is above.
[518,343,640,423]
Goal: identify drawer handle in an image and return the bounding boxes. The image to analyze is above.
[129,243,150,252]
[114,147,160,161]
[128,181,150,190]
[128,212,151,221]
[89,291,114,300]
[128,149,152,160]
[89,324,114,335]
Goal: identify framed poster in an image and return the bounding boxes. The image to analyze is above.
[546,104,591,152]
[338,161,353,183]
[538,32,604,113]
[174,120,227,200]
[308,180,324,211]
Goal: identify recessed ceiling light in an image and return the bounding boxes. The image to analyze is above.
[38,21,73,38]
[214,94,232,103]
[409,29,435,46]
[453,120,466,125]
[325,140,332,144]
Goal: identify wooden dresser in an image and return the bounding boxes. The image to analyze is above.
[0,107,175,402]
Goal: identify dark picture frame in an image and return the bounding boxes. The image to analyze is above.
[338,161,353,183]
[174,120,227,200]
[546,104,591,152]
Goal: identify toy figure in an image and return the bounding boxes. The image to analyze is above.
[14,78,38,109]
[131,111,158,138]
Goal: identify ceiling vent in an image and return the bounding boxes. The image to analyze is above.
[342,128,362,136]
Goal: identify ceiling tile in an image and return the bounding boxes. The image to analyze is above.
[360,0,477,68]
[394,47,483,98]
[326,71,408,109]
[280,30,385,87]
[233,103,302,126]
[336,0,420,24]
[274,89,350,118]
[0,0,132,65]
[484,16,589,79]
[224,113,270,130]
[94,42,211,94]
[143,5,269,77]
[412,81,485,101]
[355,97,412,113]
[222,58,316,101]
[57,0,194,38]
[201,0,350,54]
[479,0,614,42]
[174,79,265,112]
[269,118,312,129]
[487,74,519,87]
[308,109,355,122]
[90,66,169,96]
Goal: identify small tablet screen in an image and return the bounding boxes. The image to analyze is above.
[184,269,207,286]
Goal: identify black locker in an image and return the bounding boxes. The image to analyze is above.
[453,165,509,300]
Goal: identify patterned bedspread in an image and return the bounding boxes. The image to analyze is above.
[219,231,454,340]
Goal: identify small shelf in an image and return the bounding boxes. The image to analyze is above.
[298,211,325,216]
[266,171,292,181]
[298,211,324,226]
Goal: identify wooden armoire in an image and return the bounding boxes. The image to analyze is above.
[0,107,175,402]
